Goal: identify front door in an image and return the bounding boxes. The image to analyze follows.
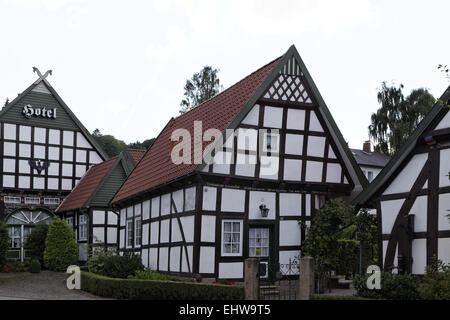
[249,227,272,279]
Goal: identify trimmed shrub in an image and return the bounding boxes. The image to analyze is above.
[43,217,78,272]
[131,268,173,281]
[353,272,420,300]
[88,251,143,279]
[0,222,9,267]
[418,259,450,300]
[81,271,244,300]
[25,224,49,266]
[29,259,41,273]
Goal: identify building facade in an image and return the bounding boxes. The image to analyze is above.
[111,46,367,280]
[351,141,390,183]
[353,86,450,274]
[0,70,107,261]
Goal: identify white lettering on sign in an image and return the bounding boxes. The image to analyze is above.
[22,104,57,119]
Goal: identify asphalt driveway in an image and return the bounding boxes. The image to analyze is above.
[0,271,108,300]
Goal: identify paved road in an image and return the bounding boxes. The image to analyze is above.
[0,271,108,300]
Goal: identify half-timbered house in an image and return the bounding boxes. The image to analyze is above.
[56,149,144,261]
[0,69,107,261]
[111,45,367,280]
[353,86,450,274]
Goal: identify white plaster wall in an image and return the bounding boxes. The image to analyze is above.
[328,145,337,159]
[170,246,181,272]
[3,123,16,140]
[279,251,301,275]
[151,196,160,218]
[19,176,30,189]
[172,189,184,213]
[182,246,193,273]
[48,147,58,160]
[279,193,301,216]
[305,194,311,216]
[383,153,428,195]
[159,248,169,271]
[3,159,15,172]
[435,111,450,130]
[307,136,325,158]
[33,177,44,189]
[120,209,126,227]
[249,191,276,220]
[48,162,59,175]
[49,129,60,144]
[326,163,342,184]
[161,193,171,215]
[19,143,31,158]
[119,229,125,248]
[201,216,216,242]
[77,132,92,148]
[412,239,427,274]
[4,142,16,156]
[199,247,215,274]
[305,161,323,182]
[180,216,195,242]
[309,111,324,132]
[438,238,450,265]
[235,153,256,177]
[48,178,58,189]
[439,149,450,188]
[34,145,45,159]
[218,262,243,279]
[237,128,258,151]
[381,199,405,234]
[142,200,150,220]
[382,240,398,272]
[171,218,182,242]
[142,223,149,245]
[93,210,105,224]
[279,221,301,246]
[212,151,231,174]
[89,151,102,164]
[438,193,450,231]
[283,159,302,181]
[241,105,259,126]
[141,249,149,268]
[62,148,73,161]
[75,165,86,178]
[285,134,303,155]
[221,188,246,212]
[34,127,46,143]
[150,222,159,244]
[62,164,72,177]
[203,186,217,211]
[149,248,158,270]
[185,186,196,211]
[63,131,74,146]
[263,106,283,128]
[160,219,170,243]
[19,126,31,142]
[259,156,279,180]
[286,109,305,131]
[409,196,428,232]
[17,160,29,174]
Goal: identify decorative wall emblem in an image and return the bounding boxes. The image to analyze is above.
[28,159,50,175]
[22,104,57,119]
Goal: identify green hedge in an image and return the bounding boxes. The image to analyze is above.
[81,271,245,300]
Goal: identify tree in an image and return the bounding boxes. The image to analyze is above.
[438,64,450,82]
[128,138,156,150]
[0,222,9,267]
[43,218,78,272]
[91,129,128,158]
[368,82,435,156]
[25,224,49,266]
[179,66,222,114]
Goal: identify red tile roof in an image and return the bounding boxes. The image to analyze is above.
[57,157,117,212]
[127,149,146,165]
[112,57,280,203]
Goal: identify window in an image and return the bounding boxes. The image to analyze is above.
[135,217,141,247]
[263,133,279,153]
[44,198,60,205]
[4,197,21,204]
[367,171,374,182]
[126,219,133,247]
[221,220,243,256]
[79,214,88,240]
[66,216,74,229]
[249,228,269,257]
[9,226,21,248]
[25,197,40,205]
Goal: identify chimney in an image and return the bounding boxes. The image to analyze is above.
[363,141,371,153]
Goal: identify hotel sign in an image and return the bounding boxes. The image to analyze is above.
[22,104,57,119]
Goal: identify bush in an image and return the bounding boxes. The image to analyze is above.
[336,239,360,277]
[131,268,173,281]
[88,251,144,279]
[353,271,420,300]
[81,271,244,300]
[29,259,41,273]
[43,217,78,272]
[0,222,9,267]
[25,225,49,266]
[418,259,450,300]
[11,262,27,272]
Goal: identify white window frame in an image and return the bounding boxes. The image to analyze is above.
[134,217,142,247]
[262,132,280,154]
[79,214,88,241]
[126,219,133,248]
[24,197,40,205]
[221,219,243,257]
[44,198,60,205]
[4,196,21,204]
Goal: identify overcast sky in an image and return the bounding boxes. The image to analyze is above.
[0,0,449,149]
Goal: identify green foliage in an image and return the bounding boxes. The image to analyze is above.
[24,224,49,266]
[88,250,143,279]
[301,198,354,279]
[29,259,41,273]
[91,129,155,157]
[180,66,222,114]
[43,217,78,272]
[131,268,173,281]
[336,239,360,277]
[127,138,155,150]
[353,272,420,300]
[418,258,450,300]
[369,82,435,155]
[81,271,244,300]
[0,222,9,267]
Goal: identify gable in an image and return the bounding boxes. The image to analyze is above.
[89,161,128,207]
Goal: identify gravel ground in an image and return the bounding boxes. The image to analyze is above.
[0,271,109,300]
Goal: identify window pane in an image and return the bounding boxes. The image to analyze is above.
[232,222,240,232]
[223,222,231,232]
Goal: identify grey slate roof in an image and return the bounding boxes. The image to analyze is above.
[350,149,391,168]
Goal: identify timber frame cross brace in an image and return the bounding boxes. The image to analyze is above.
[33,66,52,84]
